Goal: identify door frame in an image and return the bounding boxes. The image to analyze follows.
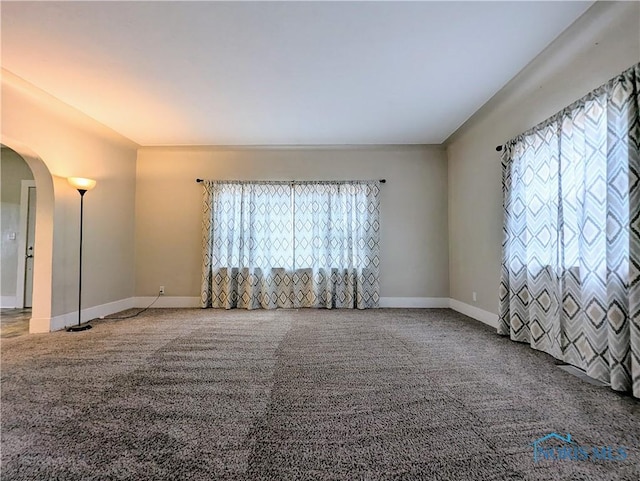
[15,180,36,309]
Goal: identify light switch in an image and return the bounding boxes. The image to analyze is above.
[8,232,16,240]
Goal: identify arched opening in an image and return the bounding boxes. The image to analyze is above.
[1,146,34,337]
[1,139,55,333]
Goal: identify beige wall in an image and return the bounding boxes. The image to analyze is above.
[135,146,449,300]
[1,147,34,300]
[7,2,634,324]
[1,70,138,328]
[446,1,640,314]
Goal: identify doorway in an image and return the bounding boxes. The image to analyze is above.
[17,180,37,308]
[1,145,38,336]
[1,140,56,333]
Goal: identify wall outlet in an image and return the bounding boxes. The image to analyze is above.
[159,286,165,295]
[472,291,477,302]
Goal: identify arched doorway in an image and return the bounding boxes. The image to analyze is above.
[1,139,55,333]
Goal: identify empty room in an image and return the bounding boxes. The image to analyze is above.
[1,1,639,479]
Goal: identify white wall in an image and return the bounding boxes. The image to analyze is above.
[1,70,138,330]
[0,147,34,306]
[135,146,449,304]
[446,1,640,315]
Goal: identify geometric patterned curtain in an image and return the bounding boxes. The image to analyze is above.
[499,63,640,398]
[201,180,380,310]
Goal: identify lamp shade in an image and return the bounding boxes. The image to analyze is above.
[67,177,97,191]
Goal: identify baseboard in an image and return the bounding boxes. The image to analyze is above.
[40,296,497,332]
[0,296,17,308]
[134,296,201,308]
[48,297,137,333]
[137,296,451,309]
[379,297,450,308]
[448,298,498,329]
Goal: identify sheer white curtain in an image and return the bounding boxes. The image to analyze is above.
[499,63,640,397]
[201,180,380,309]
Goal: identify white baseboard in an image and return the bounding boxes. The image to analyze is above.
[379,297,450,308]
[1,296,17,308]
[36,295,498,332]
[379,297,499,329]
[47,297,137,333]
[135,297,454,309]
[448,298,498,329]
[49,297,201,331]
[37,297,199,332]
[134,296,201,308]
[137,296,451,309]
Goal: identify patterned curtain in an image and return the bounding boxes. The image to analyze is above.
[499,63,640,398]
[201,181,380,310]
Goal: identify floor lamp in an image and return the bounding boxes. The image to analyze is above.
[67,177,97,332]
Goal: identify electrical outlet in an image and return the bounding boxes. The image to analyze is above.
[159,286,165,295]
[472,291,477,302]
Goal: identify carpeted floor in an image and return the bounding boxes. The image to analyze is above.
[1,308,638,480]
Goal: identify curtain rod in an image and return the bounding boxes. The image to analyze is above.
[196,178,386,183]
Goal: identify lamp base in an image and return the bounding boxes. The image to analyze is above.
[67,324,93,332]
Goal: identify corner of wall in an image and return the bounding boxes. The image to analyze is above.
[448,298,498,329]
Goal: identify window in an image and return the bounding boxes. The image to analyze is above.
[201,180,381,309]
[499,63,640,397]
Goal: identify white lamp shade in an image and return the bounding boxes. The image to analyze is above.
[67,177,97,191]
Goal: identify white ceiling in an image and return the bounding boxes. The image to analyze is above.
[1,1,593,146]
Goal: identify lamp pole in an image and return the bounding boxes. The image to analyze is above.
[67,178,96,332]
[77,189,87,329]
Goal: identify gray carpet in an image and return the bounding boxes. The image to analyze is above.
[1,308,639,480]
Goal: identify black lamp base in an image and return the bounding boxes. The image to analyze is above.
[67,324,93,332]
